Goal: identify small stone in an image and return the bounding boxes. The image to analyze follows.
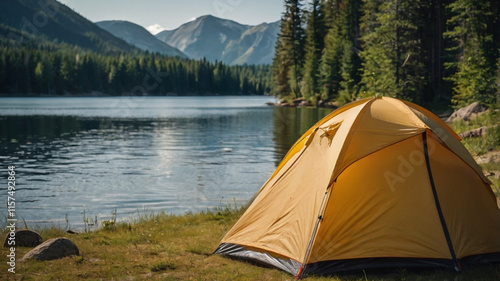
[298,100,311,107]
[20,237,79,261]
[3,229,42,248]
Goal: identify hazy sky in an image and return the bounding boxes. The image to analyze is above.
[58,0,284,34]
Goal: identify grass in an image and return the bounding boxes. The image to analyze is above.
[481,160,500,196]
[1,207,499,280]
[447,107,500,195]
[448,109,500,156]
[150,260,177,272]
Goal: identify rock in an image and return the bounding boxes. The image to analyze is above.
[278,99,292,107]
[475,149,500,165]
[298,100,311,107]
[3,229,42,248]
[459,126,489,139]
[291,98,306,106]
[322,102,338,109]
[446,102,487,123]
[20,237,79,261]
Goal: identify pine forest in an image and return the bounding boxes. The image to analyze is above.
[273,0,499,108]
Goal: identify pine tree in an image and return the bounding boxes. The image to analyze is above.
[34,56,54,94]
[338,40,358,104]
[273,0,305,99]
[419,0,450,104]
[337,0,362,104]
[301,0,326,101]
[320,0,343,100]
[445,0,499,107]
[359,0,426,102]
[319,0,361,103]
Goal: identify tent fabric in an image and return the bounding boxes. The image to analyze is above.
[214,96,500,278]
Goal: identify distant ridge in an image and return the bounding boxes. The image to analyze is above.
[0,0,135,54]
[156,15,280,65]
[96,20,187,58]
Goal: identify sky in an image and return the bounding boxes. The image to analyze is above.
[58,0,284,34]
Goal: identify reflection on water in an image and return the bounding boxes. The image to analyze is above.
[272,107,333,166]
[0,97,332,228]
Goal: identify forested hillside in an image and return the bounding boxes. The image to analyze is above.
[0,42,272,95]
[273,0,500,107]
[0,0,135,54]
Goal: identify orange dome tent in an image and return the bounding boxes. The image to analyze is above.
[214,96,500,278]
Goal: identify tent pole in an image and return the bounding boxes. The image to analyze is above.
[297,183,334,279]
[422,131,461,272]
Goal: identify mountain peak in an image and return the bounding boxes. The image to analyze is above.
[197,14,216,20]
[156,16,277,65]
[96,20,187,58]
[196,14,232,22]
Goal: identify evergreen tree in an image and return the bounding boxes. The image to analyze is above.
[34,56,54,94]
[359,0,426,103]
[419,0,450,104]
[445,0,499,107]
[320,0,343,100]
[300,0,326,101]
[337,0,362,104]
[273,0,305,99]
[319,0,361,103]
[338,40,358,104]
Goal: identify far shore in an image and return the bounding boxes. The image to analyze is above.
[0,92,275,98]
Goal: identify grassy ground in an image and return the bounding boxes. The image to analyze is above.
[448,110,500,155]
[1,207,499,281]
[448,108,500,191]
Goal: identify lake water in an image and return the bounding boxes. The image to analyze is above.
[0,96,332,229]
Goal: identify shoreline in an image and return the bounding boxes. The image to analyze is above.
[0,92,275,98]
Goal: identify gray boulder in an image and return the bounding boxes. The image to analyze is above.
[298,100,312,107]
[446,102,487,123]
[20,237,79,261]
[3,229,42,247]
[278,99,292,107]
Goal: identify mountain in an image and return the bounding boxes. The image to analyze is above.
[223,21,280,65]
[96,20,187,58]
[0,0,135,54]
[156,15,279,65]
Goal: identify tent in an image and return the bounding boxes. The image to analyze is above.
[214,96,500,278]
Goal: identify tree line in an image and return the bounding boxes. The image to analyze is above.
[0,42,272,96]
[273,0,500,107]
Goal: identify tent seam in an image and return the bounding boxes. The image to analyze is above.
[329,97,377,185]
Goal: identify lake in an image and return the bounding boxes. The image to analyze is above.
[0,96,332,229]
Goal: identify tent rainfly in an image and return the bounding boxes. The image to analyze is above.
[214,96,500,278]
